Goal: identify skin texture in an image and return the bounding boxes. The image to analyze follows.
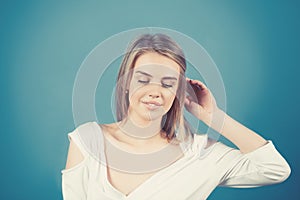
[64,52,270,197]
[64,136,84,170]
[65,52,182,168]
[127,54,180,126]
[184,77,267,153]
[66,53,267,166]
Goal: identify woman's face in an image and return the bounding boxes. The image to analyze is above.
[127,52,181,123]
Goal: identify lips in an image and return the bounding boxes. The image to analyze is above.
[141,100,162,110]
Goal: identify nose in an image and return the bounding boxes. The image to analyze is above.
[149,93,160,98]
[148,89,161,98]
[146,82,162,98]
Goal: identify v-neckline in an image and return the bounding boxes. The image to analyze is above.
[92,122,192,199]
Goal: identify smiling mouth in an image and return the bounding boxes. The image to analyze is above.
[142,101,162,110]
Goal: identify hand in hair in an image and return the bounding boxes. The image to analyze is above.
[184,77,219,123]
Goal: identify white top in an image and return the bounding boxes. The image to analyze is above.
[61,122,290,200]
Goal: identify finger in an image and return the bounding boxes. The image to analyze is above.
[185,80,195,94]
[186,94,198,104]
[190,79,208,90]
[190,79,205,87]
[189,80,202,92]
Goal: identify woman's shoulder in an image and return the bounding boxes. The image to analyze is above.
[98,122,120,133]
[98,121,126,142]
[74,121,118,136]
[67,121,112,160]
[62,122,97,173]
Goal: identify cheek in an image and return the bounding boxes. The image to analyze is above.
[167,84,179,98]
[128,83,144,103]
[164,84,181,107]
[163,90,177,107]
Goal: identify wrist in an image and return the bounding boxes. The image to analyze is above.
[200,108,226,129]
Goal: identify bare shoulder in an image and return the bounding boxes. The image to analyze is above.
[64,138,85,170]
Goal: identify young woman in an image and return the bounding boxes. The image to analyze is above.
[61,33,291,200]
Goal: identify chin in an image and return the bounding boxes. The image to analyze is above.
[140,112,163,122]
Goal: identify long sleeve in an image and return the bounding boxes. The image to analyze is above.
[61,130,90,199]
[215,140,291,187]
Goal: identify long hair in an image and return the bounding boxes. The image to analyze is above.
[115,33,194,144]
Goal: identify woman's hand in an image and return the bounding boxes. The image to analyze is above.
[184,78,270,153]
[184,78,219,123]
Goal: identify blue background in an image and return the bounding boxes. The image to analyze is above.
[1,0,299,199]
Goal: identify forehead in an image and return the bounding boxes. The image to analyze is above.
[134,52,180,77]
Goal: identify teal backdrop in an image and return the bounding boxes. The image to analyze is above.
[1,0,299,199]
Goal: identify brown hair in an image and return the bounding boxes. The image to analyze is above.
[115,33,194,144]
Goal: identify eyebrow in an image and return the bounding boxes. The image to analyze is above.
[135,70,178,80]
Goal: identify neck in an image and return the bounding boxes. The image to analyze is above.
[120,116,162,138]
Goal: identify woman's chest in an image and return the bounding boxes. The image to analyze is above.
[107,167,156,196]
[86,152,222,199]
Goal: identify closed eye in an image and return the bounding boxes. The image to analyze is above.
[137,80,149,84]
[138,80,174,88]
[162,83,173,88]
